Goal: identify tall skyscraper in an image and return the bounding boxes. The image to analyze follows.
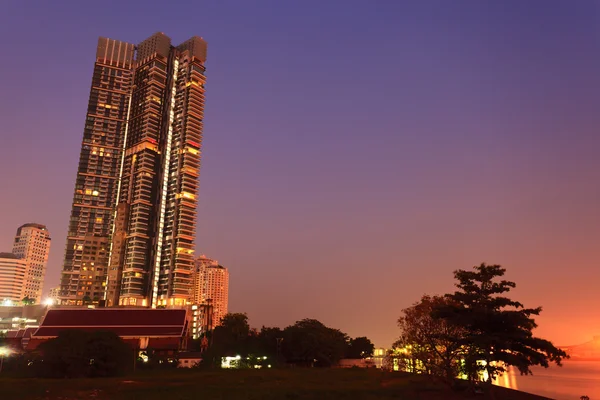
[193,255,229,326]
[12,223,51,303]
[0,253,27,303]
[59,32,207,307]
[59,37,135,305]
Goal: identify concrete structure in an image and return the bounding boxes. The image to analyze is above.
[0,253,27,303]
[0,304,47,332]
[193,255,228,327]
[59,32,208,308]
[12,223,51,303]
[59,37,136,305]
[4,327,37,351]
[48,286,60,303]
[178,351,202,368]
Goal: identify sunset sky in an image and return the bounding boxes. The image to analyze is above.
[0,0,599,347]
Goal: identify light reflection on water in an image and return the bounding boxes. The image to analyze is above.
[493,361,600,400]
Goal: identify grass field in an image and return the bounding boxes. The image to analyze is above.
[0,368,551,400]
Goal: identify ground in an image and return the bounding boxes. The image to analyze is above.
[0,368,552,400]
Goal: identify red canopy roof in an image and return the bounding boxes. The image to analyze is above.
[31,308,188,338]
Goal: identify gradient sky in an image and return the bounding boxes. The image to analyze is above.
[1,0,599,347]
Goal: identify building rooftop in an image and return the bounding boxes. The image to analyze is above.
[15,223,49,238]
[18,223,47,230]
[32,308,188,338]
[0,252,20,259]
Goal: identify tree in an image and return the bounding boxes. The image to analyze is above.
[394,295,467,382]
[219,313,251,342]
[436,263,568,383]
[256,326,284,359]
[345,337,375,359]
[282,319,348,367]
[202,313,253,367]
[36,330,132,378]
[82,296,92,305]
[21,297,35,306]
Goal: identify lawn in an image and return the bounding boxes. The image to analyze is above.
[0,368,551,400]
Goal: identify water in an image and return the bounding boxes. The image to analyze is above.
[495,361,600,400]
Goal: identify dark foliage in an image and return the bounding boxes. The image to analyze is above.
[199,313,372,368]
[200,313,253,367]
[35,330,132,378]
[394,295,467,382]
[21,297,35,305]
[436,263,568,382]
[345,336,375,359]
[281,319,348,367]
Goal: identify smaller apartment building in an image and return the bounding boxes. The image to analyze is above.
[0,253,27,303]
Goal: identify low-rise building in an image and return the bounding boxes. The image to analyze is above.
[0,304,47,332]
[27,308,189,354]
[178,352,202,368]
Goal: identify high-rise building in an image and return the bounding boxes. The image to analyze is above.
[12,223,51,303]
[193,255,229,326]
[0,253,27,303]
[59,37,135,305]
[48,286,61,303]
[59,32,207,308]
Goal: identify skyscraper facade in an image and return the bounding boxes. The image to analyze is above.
[59,32,207,307]
[12,223,51,303]
[193,255,229,326]
[0,253,27,303]
[59,37,135,305]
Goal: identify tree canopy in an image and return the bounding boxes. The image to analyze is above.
[35,330,132,378]
[199,313,373,368]
[394,295,466,381]
[282,319,348,367]
[21,297,35,306]
[440,263,568,381]
[393,263,568,384]
[345,337,375,359]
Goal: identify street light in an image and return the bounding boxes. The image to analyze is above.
[43,298,54,307]
[0,347,10,373]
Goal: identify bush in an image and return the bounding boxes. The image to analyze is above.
[34,330,132,378]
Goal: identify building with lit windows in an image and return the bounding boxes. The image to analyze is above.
[0,253,27,303]
[48,286,60,302]
[59,37,136,305]
[12,223,51,303]
[193,255,229,327]
[59,32,207,307]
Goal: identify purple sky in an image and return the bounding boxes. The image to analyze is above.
[1,0,599,347]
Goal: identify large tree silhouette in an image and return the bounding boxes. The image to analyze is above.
[436,263,568,382]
